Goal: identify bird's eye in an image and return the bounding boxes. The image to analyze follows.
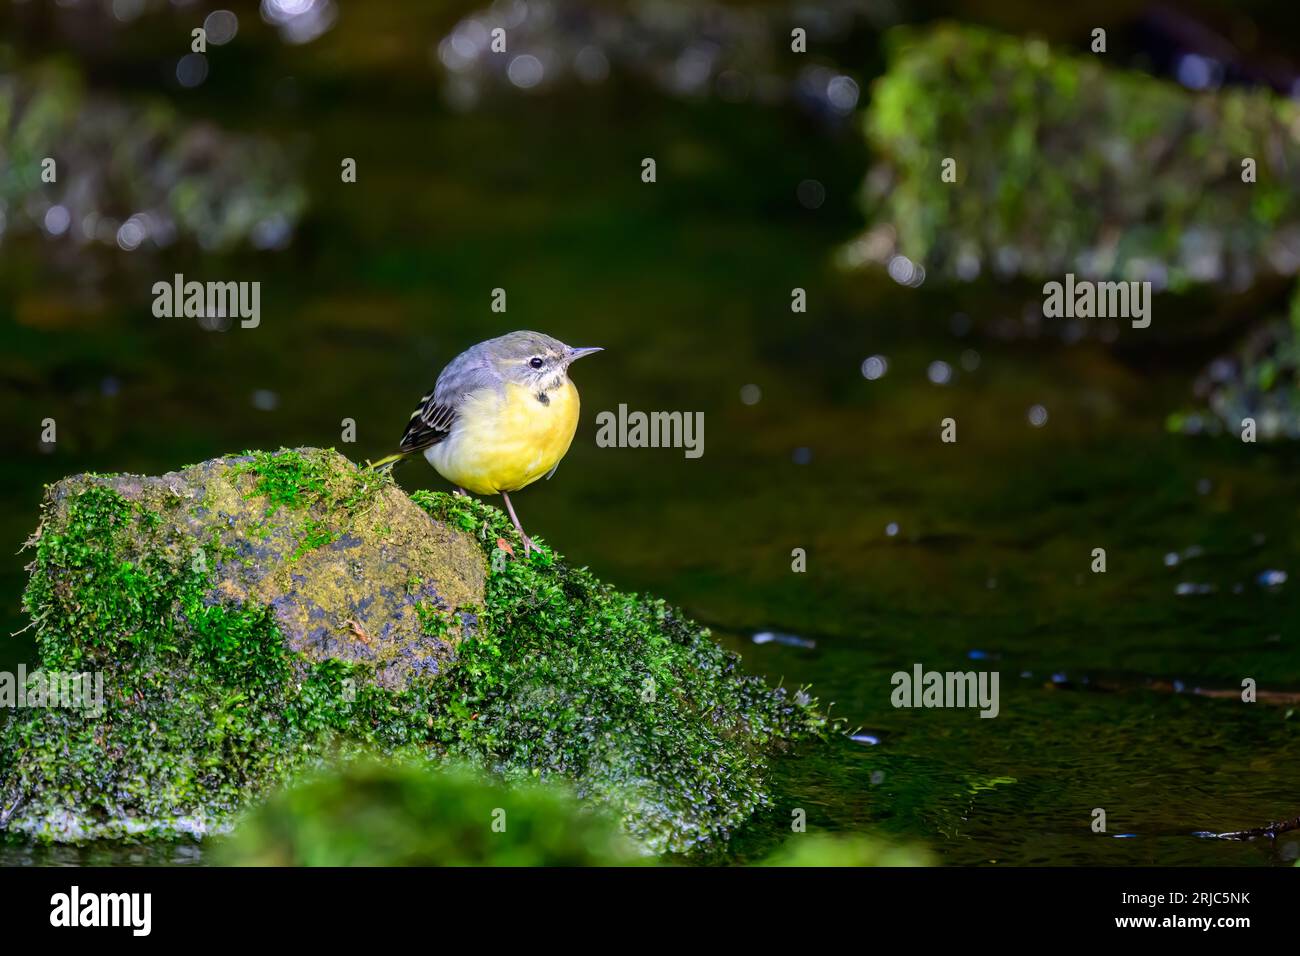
[529,357,544,369]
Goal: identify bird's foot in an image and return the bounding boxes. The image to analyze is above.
[452,487,468,497]
[520,533,534,557]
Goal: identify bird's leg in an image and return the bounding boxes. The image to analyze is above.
[452,487,468,497]
[499,491,533,556]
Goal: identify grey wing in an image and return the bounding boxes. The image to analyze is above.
[397,391,455,454]
[397,350,498,454]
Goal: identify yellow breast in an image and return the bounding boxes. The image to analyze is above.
[426,379,580,495]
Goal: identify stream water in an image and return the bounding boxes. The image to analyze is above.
[2,21,1298,866]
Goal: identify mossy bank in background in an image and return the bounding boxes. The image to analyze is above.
[0,448,828,854]
[856,23,1300,437]
[860,22,1300,289]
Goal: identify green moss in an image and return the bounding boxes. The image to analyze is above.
[22,483,180,669]
[213,759,644,866]
[290,518,338,562]
[414,602,455,641]
[185,601,290,695]
[2,450,829,853]
[230,448,390,559]
[232,448,333,514]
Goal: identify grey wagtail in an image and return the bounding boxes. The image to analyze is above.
[369,331,602,555]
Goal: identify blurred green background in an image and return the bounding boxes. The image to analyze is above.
[2,0,1300,865]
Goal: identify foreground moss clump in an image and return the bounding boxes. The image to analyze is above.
[218,761,927,867]
[214,759,643,866]
[0,448,827,853]
[760,833,934,867]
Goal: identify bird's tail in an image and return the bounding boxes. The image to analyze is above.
[367,451,411,472]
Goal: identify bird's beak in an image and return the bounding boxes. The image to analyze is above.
[566,346,603,362]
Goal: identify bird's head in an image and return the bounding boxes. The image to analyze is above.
[486,330,602,391]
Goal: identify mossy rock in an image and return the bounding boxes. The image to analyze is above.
[0,448,828,853]
[28,448,485,689]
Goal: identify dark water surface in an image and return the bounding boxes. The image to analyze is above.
[2,44,1299,867]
